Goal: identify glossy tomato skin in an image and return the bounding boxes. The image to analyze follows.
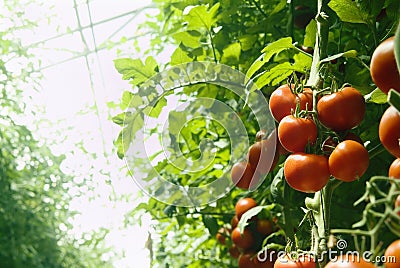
[269,84,313,122]
[324,254,375,268]
[274,254,315,268]
[317,87,365,131]
[384,239,400,268]
[235,198,257,219]
[370,36,400,94]
[389,158,400,179]
[379,106,400,158]
[256,219,273,236]
[249,131,278,175]
[231,227,255,250]
[284,153,330,193]
[329,140,369,182]
[278,115,317,153]
[231,162,259,190]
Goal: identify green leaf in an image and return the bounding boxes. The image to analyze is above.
[221,42,241,64]
[328,0,370,24]
[143,97,167,118]
[254,62,295,89]
[120,91,143,110]
[114,56,158,85]
[246,37,294,80]
[319,50,357,64]
[395,20,400,75]
[238,205,275,233]
[184,3,220,31]
[173,31,201,48]
[170,46,192,66]
[304,20,317,48]
[388,89,400,112]
[365,88,387,104]
[202,215,219,236]
[238,35,258,51]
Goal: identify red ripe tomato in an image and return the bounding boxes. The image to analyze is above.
[269,84,313,122]
[216,227,228,245]
[253,253,275,268]
[370,36,400,94]
[329,140,369,182]
[235,197,257,219]
[379,106,400,158]
[389,158,400,179]
[229,244,240,259]
[248,131,278,175]
[278,115,317,153]
[317,87,366,131]
[239,253,257,268]
[324,254,375,268]
[231,227,255,250]
[322,136,338,154]
[274,254,315,268]
[395,195,400,217]
[231,161,259,190]
[231,215,239,229]
[384,239,400,268]
[284,153,330,193]
[256,219,273,236]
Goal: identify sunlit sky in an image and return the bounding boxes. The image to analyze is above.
[14,1,162,267]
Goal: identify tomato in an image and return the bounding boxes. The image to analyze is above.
[389,158,400,179]
[322,136,338,154]
[231,161,259,190]
[239,253,257,268]
[370,36,400,94]
[395,195,400,217]
[231,227,255,250]
[278,115,317,153]
[256,219,273,236]
[216,227,228,245]
[229,244,240,259]
[317,87,365,131]
[324,254,375,267]
[379,106,400,158]
[231,215,239,229]
[269,84,313,122]
[329,140,369,182]
[274,254,315,268]
[235,198,257,219]
[284,153,330,193]
[254,250,276,268]
[248,131,278,175]
[384,239,400,268]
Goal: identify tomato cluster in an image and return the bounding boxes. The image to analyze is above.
[215,198,278,267]
[269,84,369,193]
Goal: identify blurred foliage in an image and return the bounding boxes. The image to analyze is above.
[113,0,400,267]
[0,1,113,267]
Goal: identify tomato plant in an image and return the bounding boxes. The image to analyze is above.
[231,162,259,190]
[278,115,317,153]
[269,84,313,122]
[317,87,366,131]
[329,140,369,182]
[370,36,400,94]
[284,153,330,193]
[379,106,400,158]
[231,227,255,250]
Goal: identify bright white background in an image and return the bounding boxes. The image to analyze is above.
[13,0,165,267]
